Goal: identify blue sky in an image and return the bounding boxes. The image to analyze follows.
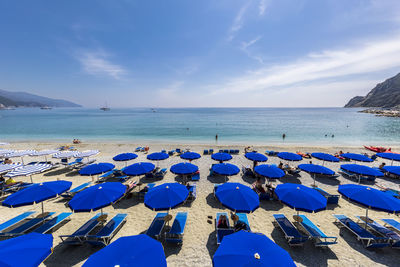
[1,0,400,107]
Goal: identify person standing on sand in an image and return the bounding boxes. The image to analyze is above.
[215,134,218,142]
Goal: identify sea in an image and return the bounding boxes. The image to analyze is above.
[0,107,399,146]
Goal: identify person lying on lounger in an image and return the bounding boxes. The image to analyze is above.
[232,214,250,232]
[379,162,386,170]
[4,158,12,164]
[252,178,266,194]
[217,215,229,228]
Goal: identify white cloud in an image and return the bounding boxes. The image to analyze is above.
[259,0,267,16]
[76,50,126,80]
[240,35,264,64]
[227,2,251,41]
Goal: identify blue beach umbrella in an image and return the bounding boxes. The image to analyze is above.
[83,234,166,267]
[113,153,138,166]
[376,152,400,165]
[311,152,339,164]
[68,182,126,212]
[170,162,198,175]
[277,152,302,162]
[215,183,259,213]
[122,162,155,176]
[180,151,201,161]
[245,152,268,162]
[144,183,189,211]
[298,163,335,186]
[212,163,240,182]
[340,164,383,183]
[213,231,295,267]
[3,180,72,213]
[275,183,327,213]
[340,153,373,162]
[254,164,285,180]
[212,152,233,162]
[383,166,400,176]
[0,233,53,267]
[79,163,115,176]
[147,152,169,161]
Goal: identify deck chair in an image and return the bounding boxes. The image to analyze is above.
[296,215,337,247]
[61,182,91,199]
[0,211,36,233]
[203,149,209,155]
[168,150,175,156]
[185,184,197,204]
[155,168,167,179]
[382,219,400,233]
[166,212,188,244]
[209,149,214,154]
[235,213,251,231]
[356,216,400,248]
[59,213,105,245]
[135,147,142,152]
[191,172,200,181]
[138,183,156,200]
[273,214,308,246]
[312,187,339,204]
[146,213,167,240]
[0,212,55,237]
[333,215,390,248]
[86,214,127,246]
[68,158,83,167]
[216,212,234,245]
[33,212,72,234]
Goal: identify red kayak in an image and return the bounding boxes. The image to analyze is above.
[364,146,391,153]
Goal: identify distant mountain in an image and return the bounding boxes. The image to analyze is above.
[0,89,81,108]
[345,73,400,108]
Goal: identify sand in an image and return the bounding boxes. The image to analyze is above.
[1,142,400,267]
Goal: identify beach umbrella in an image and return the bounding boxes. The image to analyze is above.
[170,162,198,175]
[68,182,126,212]
[340,164,383,183]
[4,164,53,183]
[245,152,268,162]
[277,152,302,161]
[340,153,373,162]
[0,233,53,266]
[144,183,189,211]
[83,234,166,267]
[211,152,232,163]
[0,163,22,174]
[147,152,169,161]
[113,153,138,166]
[254,164,285,181]
[0,149,14,156]
[0,142,9,145]
[180,151,201,161]
[52,151,77,159]
[3,180,72,213]
[3,150,36,164]
[122,162,155,176]
[383,166,400,177]
[212,163,240,182]
[298,163,335,187]
[338,184,400,226]
[74,150,100,161]
[213,231,295,267]
[215,183,259,213]
[30,150,59,162]
[79,163,115,176]
[311,152,339,165]
[275,183,327,214]
[376,152,400,165]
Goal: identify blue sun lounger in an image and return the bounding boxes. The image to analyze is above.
[61,182,91,199]
[382,218,400,232]
[59,213,105,245]
[0,211,36,233]
[333,215,390,248]
[33,212,72,234]
[86,213,127,246]
[236,213,251,231]
[356,216,400,248]
[146,212,167,240]
[138,183,156,199]
[166,212,188,244]
[191,173,200,181]
[273,214,308,246]
[297,215,337,247]
[216,212,234,245]
[187,184,197,203]
[0,212,55,237]
[312,187,339,204]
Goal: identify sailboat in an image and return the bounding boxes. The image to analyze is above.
[100,102,110,111]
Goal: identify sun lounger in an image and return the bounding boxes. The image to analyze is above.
[0,212,55,237]
[203,149,209,155]
[273,214,308,246]
[356,216,400,248]
[0,211,36,233]
[146,212,167,240]
[33,212,72,234]
[186,184,196,203]
[59,213,105,245]
[333,215,390,248]
[155,168,167,179]
[296,215,337,247]
[166,212,188,244]
[61,182,91,199]
[235,213,251,231]
[382,219,400,233]
[216,212,234,245]
[176,148,182,154]
[67,158,83,167]
[340,169,375,182]
[138,183,155,199]
[86,214,127,246]
[242,166,254,177]
[191,172,200,181]
[209,149,214,154]
[312,187,339,204]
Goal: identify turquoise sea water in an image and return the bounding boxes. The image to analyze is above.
[0,108,399,145]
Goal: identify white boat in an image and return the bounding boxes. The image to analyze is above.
[100,102,110,111]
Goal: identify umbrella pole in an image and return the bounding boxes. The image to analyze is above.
[41,202,44,215]
[365,208,369,229]
[313,174,316,188]
[30,175,33,183]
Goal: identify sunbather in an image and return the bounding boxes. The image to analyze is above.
[278,162,284,169]
[232,214,250,232]
[4,158,12,164]
[379,162,386,170]
[217,215,229,229]
[252,178,266,194]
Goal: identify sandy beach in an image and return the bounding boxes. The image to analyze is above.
[1,142,400,267]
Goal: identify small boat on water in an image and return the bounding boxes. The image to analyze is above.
[100,102,110,111]
[40,106,52,110]
[364,145,391,153]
